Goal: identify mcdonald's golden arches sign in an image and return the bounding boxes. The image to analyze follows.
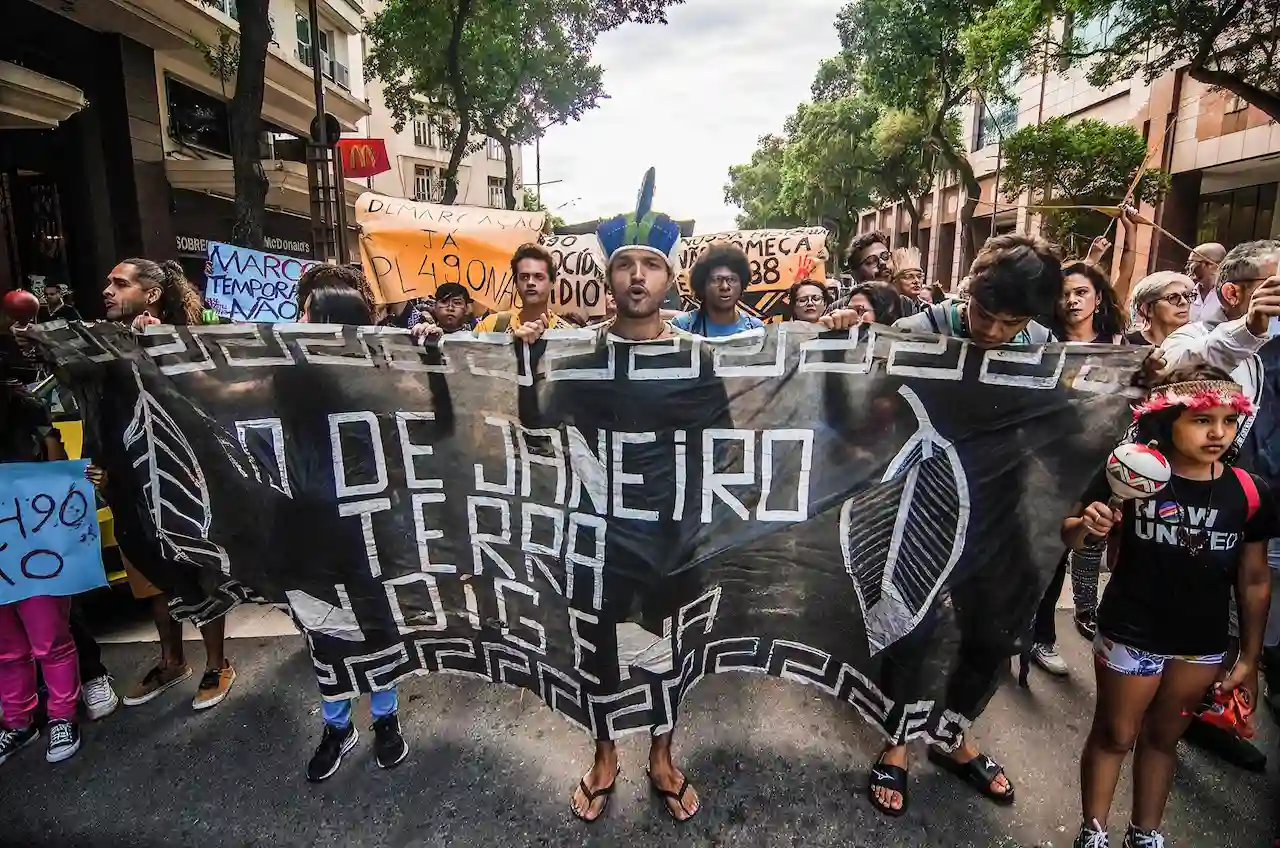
[337,138,391,179]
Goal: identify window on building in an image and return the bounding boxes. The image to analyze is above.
[973,95,1018,151]
[1225,94,1248,114]
[1071,7,1119,53]
[295,11,312,66]
[1197,182,1277,247]
[413,119,432,148]
[486,137,505,161]
[209,0,238,19]
[413,165,442,202]
[488,176,506,208]
[166,77,232,155]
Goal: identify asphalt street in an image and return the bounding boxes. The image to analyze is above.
[1,612,1275,848]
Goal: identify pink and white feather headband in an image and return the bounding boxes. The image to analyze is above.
[1132,379,1253,420]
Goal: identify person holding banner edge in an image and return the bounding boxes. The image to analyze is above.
[96,259,237,712]
[473,244,569,335]
[0,368,82,766]
[823,235,1066,817]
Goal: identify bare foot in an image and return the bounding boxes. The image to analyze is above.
[570,758,618,822]
[872,744,909,812]
[647,760,699,821]
[940,736,1012,797]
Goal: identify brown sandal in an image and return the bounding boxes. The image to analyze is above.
[647,770,699,822]
[571,767,619,823]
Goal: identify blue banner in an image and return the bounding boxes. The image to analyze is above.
[0,460,107,605]
[204,241,320,323]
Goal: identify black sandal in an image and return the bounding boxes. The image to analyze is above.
[571,767,619,823]
[647,770,699,822]
[927,748,1015,805]
[867,755,909,817]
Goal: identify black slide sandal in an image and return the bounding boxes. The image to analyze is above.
[571,768,619,823]
[927,748,1015,805]
[647,770,699,822]
[868,756,909,817]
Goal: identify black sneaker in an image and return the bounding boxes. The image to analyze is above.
[1074,612,1098,640]
[45,719,81,763]
[1074,819,1109,848]
[372,712,408,769]
[0,726,40,767]
[306,723,358,783]
[1122,823,1164,848]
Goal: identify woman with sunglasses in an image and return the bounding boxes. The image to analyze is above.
[1125,272,1195,346]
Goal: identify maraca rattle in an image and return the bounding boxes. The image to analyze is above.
[1091,442,1172,542]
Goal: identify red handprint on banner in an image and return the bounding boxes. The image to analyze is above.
[793,254,817,283]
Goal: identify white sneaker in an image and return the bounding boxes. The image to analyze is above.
[81,675,120,721]
[1031,643,1069,676]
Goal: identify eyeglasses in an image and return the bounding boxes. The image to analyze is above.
[709,274,742,287]
[794,295,826,305]
[1154,292,1192,306]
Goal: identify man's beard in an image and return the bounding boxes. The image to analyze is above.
[615,300,659,320]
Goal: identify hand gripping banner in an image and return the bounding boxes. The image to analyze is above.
[28,322,1146,746]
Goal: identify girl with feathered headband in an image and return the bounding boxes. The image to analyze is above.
[1062,361,1276,848]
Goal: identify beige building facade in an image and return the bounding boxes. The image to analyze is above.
[856,44,1280,291]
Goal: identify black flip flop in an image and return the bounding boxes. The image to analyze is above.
[867,756,909,817]
[571,768,619,823]
[647,770,699,822]
[927,748,1015,805]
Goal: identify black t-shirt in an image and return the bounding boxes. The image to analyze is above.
[0,380,53,462]
[1086,465,1279,655]
[37,304,81,323]
[1123,330,1150,346]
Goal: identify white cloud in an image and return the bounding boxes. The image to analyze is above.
[524,0,845,234]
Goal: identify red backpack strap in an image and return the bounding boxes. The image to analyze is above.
[1231,465,1261,521]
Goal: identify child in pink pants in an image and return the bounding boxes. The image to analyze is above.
[0,594,81,765]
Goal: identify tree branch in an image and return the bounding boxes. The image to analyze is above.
[1187,63,1280,123]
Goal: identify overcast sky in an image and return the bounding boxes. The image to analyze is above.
[524,0,846,234]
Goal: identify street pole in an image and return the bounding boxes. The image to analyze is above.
[535,135,542,207]
[306,0,345,262]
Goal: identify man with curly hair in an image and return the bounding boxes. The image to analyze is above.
[103,259,206,329]
[97,258,236,712]
[670,244,764,337]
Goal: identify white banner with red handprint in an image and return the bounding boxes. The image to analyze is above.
[676,227,830,322]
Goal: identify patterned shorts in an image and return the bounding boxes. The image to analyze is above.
[1093,633,1225,677]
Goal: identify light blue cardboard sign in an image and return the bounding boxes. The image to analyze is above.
[0,460,107,605]
[204,241,320,323]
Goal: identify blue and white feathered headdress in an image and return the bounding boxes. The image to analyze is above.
[595,168,682,273]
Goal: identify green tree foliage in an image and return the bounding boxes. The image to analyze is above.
[366,0,680,206]
[519,188,567,232]
[965,0,1280,122]
[724,135,807,231]
[836,0,997,260]
[725,63,956,252]
[998,116,1168,254]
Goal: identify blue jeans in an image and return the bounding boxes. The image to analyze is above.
[322,688,398,729]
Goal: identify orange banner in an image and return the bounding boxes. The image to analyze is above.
[356,193,545,308]
[676,227,830,321]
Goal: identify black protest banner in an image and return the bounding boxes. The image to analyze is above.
[30,323,1144,745]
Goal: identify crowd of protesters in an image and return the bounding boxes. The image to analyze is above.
[1,205,1279,848]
